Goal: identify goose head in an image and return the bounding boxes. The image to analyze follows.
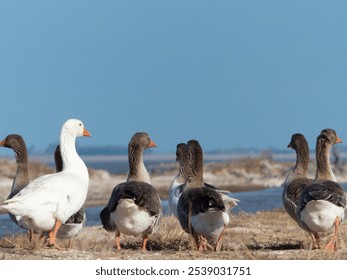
[0,134,27,156]
[174,142,191,183]
[318,129,342,147]
[129,132,156,152]
[287,133,309,151]
[284,133,311,187]
[176,143,190,174]
[187,140,203,172]
[176,143,187,162]
[127,132,156,183]
[287,133,310,173]
[0,134,29,196]
[61,119,91,138]
[186,139,204,187]
[315,128,342,181]
[59,119,91,174]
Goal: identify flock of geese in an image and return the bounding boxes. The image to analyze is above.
[0,119,346,253]
[283,129,346,251]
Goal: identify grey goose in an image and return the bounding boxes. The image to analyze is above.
[100,132,162,251]
[296,129,345,251]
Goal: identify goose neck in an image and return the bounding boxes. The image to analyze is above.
[188,160,204,187]
[127,147,151,184]
[293,145,309,176]
[315,142,336,181]
[177,159,191,185]
[60,133,88,181]
[12,149,29,194]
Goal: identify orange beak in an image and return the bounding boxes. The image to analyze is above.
[148,141,157,148]
[0,140,4,146]
[336,136,343,143]
[83,128,91,137]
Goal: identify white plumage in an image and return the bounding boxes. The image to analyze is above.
[300,200,345,233]
[191,210,230,244]
[111,198,157,237]
[1,119,91,248]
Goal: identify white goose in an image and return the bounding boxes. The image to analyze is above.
[100,132,162,251]
[296,129,345,251]
[0,119,91,249]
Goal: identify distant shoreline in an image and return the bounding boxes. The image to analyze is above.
[28,152,298,165]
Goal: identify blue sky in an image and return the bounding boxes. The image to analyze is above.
[1,1,347,153]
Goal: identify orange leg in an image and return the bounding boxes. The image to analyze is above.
[48,220,62,249]
[325,217,340,252]
[142,234,148,252]
[215,226,226,252]
[196,235,213,251]
[115,231,121,250]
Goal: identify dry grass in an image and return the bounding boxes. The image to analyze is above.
[1,209,347,260]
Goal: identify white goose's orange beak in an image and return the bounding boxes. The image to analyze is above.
[83,128,91,137]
